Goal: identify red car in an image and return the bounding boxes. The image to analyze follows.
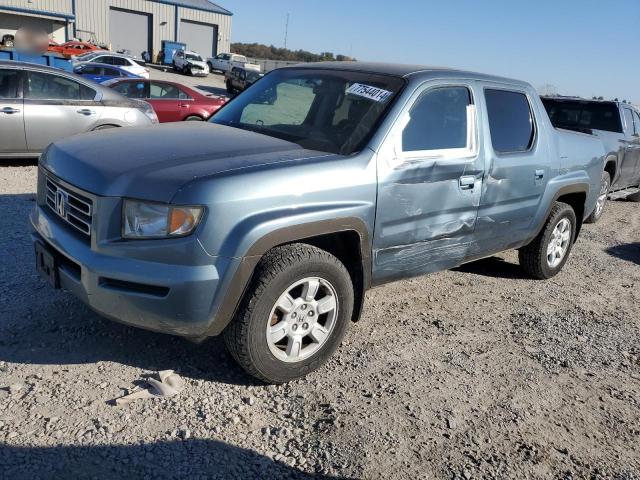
[50,41,103,58]
[105,79,227,122]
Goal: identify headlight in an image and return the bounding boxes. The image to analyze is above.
[122,200,204,239]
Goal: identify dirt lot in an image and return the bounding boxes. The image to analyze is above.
[0,162,639,479]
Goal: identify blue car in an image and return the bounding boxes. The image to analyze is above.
[73,62,141,84]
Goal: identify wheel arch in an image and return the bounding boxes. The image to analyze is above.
[604,155,617,184]
[203,218,372,338]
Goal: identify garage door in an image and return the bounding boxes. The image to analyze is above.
[179,20,217,58]
[109,8,151,58]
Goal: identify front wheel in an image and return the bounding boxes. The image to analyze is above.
[223,244,354,384]
[585,171,610,223]
[226,80,235,94]
[519,201,577,279]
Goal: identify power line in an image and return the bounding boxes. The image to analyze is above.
[284,13,289,49]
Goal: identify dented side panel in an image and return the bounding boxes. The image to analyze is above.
[372,79,485,283]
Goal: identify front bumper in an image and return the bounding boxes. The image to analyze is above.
[31,203,238,338]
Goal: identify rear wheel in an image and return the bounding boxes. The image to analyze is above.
[186,66,192,76]
[223,244,354,384]
[585,171,610,223]
[207,62,214,73]
[184,115,202,121]
[226,80,235,94]
[519,201,577,279]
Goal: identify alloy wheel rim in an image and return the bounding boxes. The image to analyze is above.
[547,218,571,268]
[266,277,338,363]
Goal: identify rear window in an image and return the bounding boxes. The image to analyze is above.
[541,98,622,133]
[485,89,535,153]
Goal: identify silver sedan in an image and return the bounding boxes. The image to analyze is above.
[0,60,157,159]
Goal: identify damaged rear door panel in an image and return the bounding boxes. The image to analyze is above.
[471,85,554,257]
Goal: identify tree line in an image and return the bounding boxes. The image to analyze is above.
[230,42,355,62]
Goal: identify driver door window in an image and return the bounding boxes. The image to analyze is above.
[398,86,476,160]
[25,71,96,100]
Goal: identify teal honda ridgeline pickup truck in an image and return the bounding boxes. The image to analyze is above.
[32,62,605,383]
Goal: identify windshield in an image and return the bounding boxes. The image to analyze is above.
[542,98,622,133]
[186,54,203,61]
[211,68,405,155]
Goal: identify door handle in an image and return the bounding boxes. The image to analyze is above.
[535,169,545,180]
[77,109,95,116]
[1,107,20,114]
[459,176,475,190]
[178,104,189,108]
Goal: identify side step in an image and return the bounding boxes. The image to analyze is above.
[608,187,639,201]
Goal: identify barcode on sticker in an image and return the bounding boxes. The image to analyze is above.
[346,83,392,103]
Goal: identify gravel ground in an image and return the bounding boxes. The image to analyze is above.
[0,162,639,480]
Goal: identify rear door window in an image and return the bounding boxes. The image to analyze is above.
[0,69,19,98]
[103,67,121,77]
[25,71,96,101]
[623,108,635,135]
[633,111,640,136]
[149,82,186,99]
[485,89,535,153]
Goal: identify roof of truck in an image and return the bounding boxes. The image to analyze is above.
[286,61,530,86]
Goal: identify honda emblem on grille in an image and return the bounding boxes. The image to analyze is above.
[55,190,67,218]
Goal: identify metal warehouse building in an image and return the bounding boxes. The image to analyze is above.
[0,0,232,59]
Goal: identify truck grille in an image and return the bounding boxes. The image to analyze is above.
[45,177,93,237]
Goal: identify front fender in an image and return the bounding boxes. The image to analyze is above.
[201,214,372,337]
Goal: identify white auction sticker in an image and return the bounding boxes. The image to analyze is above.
[346,83,392,103]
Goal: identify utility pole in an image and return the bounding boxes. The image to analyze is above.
[284,13,289,49]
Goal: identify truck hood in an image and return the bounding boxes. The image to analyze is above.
[42,122,330,202]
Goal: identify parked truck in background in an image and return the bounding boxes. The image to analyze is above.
[31,63,604,383]
[542,97,640,221]
[207,53,260,74]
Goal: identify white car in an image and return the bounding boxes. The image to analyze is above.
[172,50,208,76]
[70,52,149,79]
[207,53,261,74]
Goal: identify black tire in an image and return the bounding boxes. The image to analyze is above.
[226,81,235,94]
[172,61,177,71]
[519,201,577,280]
[207,62,214,73]
[184,115,202,121]
[585,171,611,223]
[223,244,354,384]
[186,66,192,76]
[4,39,14,48]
